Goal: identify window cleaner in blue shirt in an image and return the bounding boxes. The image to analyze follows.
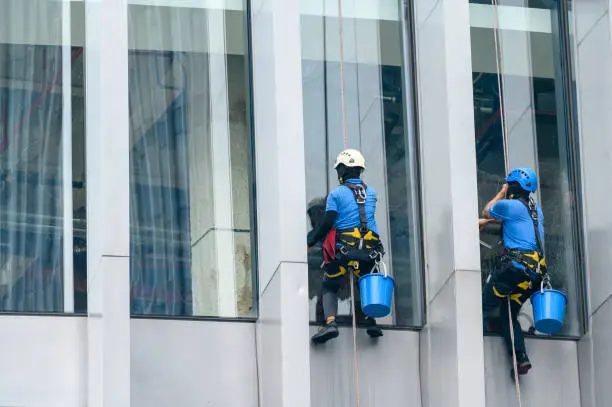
[307,149,385,344]
[480,167,547,377]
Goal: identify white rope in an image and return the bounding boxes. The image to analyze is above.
[491,1,522,405]
[349,270,361,407]
[508,298,523,407]
[491,0,509,168]
[337,0,349,150]
[336,0,360,404]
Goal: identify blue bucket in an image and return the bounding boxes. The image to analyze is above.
[531,289,567,334]
[358,272,395,318]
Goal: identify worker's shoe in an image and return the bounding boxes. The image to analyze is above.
[366,325,383,338]
[312,322,339,344]
[364,318,383,338]
[511,353,532,377]
[517,353,532,374]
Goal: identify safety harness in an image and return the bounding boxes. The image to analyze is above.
[334,182,384,263]
[502,198,547,276]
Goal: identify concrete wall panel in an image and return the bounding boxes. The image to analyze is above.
[0,316,86,407]
[131,319,258,407]
[309,328,421,407]
[484,337,580,407]
[574,1,612,405]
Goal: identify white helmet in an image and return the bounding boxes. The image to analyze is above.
[334,149,366,169]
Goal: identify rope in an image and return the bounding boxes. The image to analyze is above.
[337,0,349,150]
[508,298,523,407]
[491,0,509,167]
[336,0,359,404]
[349,270,361,407]
[492,1,522,405]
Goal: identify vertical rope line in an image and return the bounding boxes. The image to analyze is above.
[349,270,360,407]
[491,0,509,173]
[493,2,521,405]
[508,298,523,407]
[337,0,349,150]
[337,1,359,405]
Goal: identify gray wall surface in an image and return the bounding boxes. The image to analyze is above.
[413,0,486,406]
[573,0,612,406]
[484,337,580,407]
[131,319,258,407]
[309,327,421,407]
[0,316,87,407]
[251,0,312,406]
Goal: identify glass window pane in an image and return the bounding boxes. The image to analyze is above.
[128,1,256,318]
[301,0,423,327]
[470,0,583,336]
[0,0,86,313]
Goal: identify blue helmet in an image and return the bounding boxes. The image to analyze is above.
[505,167,538,193]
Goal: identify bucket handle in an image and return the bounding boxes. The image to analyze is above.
[373,260,389,278]
[540,273,552,292]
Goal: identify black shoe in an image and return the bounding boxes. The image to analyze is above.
[511,353,532,377]
[366,326,383,338]
[361,317,383,338]
[312,322,339,344]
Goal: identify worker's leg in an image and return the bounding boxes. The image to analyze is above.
[499,270,536,375]
[500,297,526,354]
[352,261,383,338]
[312,262,345,344]
[315,288,325,324]
[501,296,533,375]
[483,257,519,328]
[322,276,341,322]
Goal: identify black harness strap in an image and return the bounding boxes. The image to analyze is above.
[519,198,545,259]
[343,182,369,234]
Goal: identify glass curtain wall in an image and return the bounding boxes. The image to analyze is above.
[0,0,87,313]
[470,0,583,336]
[128,1,256,318]
[301,0,423,326]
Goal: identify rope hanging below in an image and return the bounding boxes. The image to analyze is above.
[336,0,360,406]
[492,0,522,405]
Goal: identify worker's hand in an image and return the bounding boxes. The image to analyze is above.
[498,183,508,198]
[307,245,314,254]
[479,218,492,231]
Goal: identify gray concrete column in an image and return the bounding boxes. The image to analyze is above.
[250,0,311,406]
[413,1,486,406]
[85,0,131,406]
[573,1,612,406]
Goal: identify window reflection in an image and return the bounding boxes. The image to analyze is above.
[301,0,423,327]
[128,3,255,318]
[0,1,86,313]
[470,0,583,336]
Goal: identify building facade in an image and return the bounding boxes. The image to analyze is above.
[0,0,609,406]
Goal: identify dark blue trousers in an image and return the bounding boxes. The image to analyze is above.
[482,257,541,357]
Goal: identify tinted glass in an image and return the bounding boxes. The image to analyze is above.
[471,0,583,336]
[0,0,86,313]
[128,1,256,317]
[301,0,423,326]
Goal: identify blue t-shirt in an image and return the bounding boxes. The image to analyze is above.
[489,199,544,251]
[326,179,379,234]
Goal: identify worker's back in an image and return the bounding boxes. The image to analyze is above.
[489,198,544,251]
[327,179,379,234]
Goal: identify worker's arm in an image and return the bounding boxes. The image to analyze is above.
[482,184,508,219]
[307,210,337,248]
[479,218,493,231]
